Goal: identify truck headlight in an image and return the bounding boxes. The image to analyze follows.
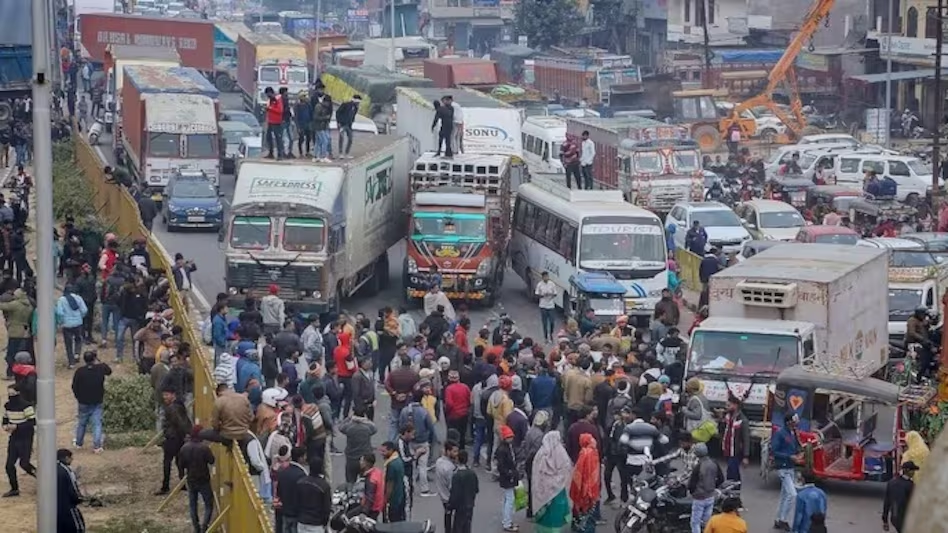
[476,258,493,277]
[407,257,418,274]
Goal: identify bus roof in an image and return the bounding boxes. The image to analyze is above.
[517,177,660,224]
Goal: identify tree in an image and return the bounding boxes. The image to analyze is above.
[591,0,631,54]
[515,0,584,51]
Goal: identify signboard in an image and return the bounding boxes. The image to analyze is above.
[346,8,368,22]
[473,7,500,17]
[582,224,663,235]
[864,107,889,146]
[597,67,642,92]
[796,51,829,72]
[462,108,523,156]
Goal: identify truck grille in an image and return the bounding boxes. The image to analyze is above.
[227,263,322,299]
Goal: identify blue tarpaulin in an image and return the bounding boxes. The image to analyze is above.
[713,49,783,64]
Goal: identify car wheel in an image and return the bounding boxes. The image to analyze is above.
[760,128,778,142]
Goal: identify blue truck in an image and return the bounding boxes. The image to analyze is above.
[0,0,34,122]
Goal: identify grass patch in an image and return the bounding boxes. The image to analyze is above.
[104,430,156,450]
[90,516,189,533]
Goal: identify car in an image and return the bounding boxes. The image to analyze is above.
[856,237,944,267]
[794,225,859,245]
[219,110,262,136]
[797,133,861,147]
[219,121,255,174]
[735,199,806,241]
[162,170,224,232]
[734,239,788,262]
[236,136,262,176]
[666,201,752,255]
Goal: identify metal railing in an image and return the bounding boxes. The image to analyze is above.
[674,247,703,293]
[73,137,272,532]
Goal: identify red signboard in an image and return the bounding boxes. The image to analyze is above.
[79,13,215,71]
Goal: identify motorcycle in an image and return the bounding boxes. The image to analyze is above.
[87,117,105,146]
[329,485,434,533]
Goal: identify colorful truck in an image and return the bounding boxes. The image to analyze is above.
[533,54,640,105]
[121,66,221,197]
[565,116,703,214]
[687,243,890,437]
[236,31,309,116]
[404,152,512,306]
[103,45,181,134]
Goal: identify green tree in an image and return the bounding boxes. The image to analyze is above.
[515,0,583,51]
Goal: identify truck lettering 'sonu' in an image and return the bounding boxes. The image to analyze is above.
[466,128,501,137]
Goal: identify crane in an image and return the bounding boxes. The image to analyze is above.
[722,0,836,140]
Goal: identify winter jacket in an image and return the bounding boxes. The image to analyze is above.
[350,370,375,412]
[235,356,263,393]
[0,290,33,338]
[260,295,285,326]
[495,441,519,489]
[721,409,751,459]
[312,100,332,131]
[771,425,802,470]
[55,292,88,328]
[793,485,827,533]
[563,368,593,410]
[294,101,313,128]
[265,96,284,126]
[487,389,513,426]
[443,382,471,421]
[212,313,228,348]
[339,417,376,460]
[528,372,556,410]
[119,288,148,321]
[689,456,721,500]
[335,101,358,127]
[398,401,436,444]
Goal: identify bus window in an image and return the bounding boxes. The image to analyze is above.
[542,142,550,161]
[559,224,577,263]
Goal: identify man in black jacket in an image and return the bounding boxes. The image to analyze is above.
[448,450,478,533]
[296,456,332,530]
[277,447,308,531]
[3,382,35,497]
[698,247,722,308]
[71,351,111,452]
[56,449,85,533]
[157,384,191,495]
[178,426,216,533]
[883,461,917,532]
[73,267,97,343]
[336,94,360,158]
[431,97,454,158]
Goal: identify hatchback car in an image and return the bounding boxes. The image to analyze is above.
[219,110,262,136]
[163,171,224,231]
[666,201,752,255]
[795,225,859,245]
[734,239,787,262]
[735,199,806,241]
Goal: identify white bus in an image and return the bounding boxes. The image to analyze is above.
[510,176,668,323]
[521,116,566,175]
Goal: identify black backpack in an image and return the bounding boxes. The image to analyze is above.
[480,386,498,417]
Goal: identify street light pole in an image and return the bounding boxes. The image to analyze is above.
[884,0,893,148]
[32,0,57,529]
[313,0,321,78]
[390,0,396,70]
[933,0,944,201]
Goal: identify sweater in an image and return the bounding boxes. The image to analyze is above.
[71,362,112,405]
[339,418,376,460]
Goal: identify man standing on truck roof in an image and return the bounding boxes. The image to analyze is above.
[263,87,285,160]
[313,94,333,163]
[336,95,360,159]
[295,93,314,157]
[447,95,464,155]
[560,135,581,190]
[280,88,294,159]
[432,98,455,158]
[579,130,595,190]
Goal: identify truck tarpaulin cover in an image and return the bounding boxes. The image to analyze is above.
[126,66,220,98]
[713,49,783,64]
[324,65,434,105]
[0,0,30,46]
[79,14,215,70]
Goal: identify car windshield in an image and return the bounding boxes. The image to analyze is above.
[909,160,932,175]
[891,250,938,267]
[689,330,799,376]
[813,233,859,245]
[672,150,700,172]
[171,179,216,198]
[283,218,325,252]
[634,152,663,173]
[579,221,666,266]
[889,288,923,317]
[760,211,805,228]
[692,209,742,227]
[230,216,271,250]
[412,213,487,241]
[222,130,247,144]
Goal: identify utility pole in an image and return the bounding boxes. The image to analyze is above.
[934,0,944,204]
[33,0,57,530]
[884,0,893,148]
[389,0,397,71]
[701,0,712,83]
[313,0,321,78]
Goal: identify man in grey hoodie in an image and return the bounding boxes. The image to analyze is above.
[339,405,376,483]
[688,443,722,533]
[471,374,498,469]
[260,285,285,336]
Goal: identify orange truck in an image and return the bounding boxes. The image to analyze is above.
[403,152,512,307]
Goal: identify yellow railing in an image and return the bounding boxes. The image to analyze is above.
[675,248,703,292]
[73,137,272,532]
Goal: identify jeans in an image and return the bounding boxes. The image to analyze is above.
[501,487,514,528]
[472,418,489,465]
[690,496,714,533]
[315,129,331,158]
[298,526,326,533]
[539,308,555,340]
[114,318,139,361]
[339,125,353,154]
[62,326,83,365]
[581,164,594,189]
[297,125,313,155]
[266,123,285,158]
[726,456,742,481]
[75,403,103,449]
[283,122,294,155]
[776,468,797,523]
[5,337,27,378]
[161,437,185,490]
[388,405,403,441]
[5,426,35,491]
[188,481,214,532]
[437,130,453,157]
[100,304,120,342]
[14,145,25,167]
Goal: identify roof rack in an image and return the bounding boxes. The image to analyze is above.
[410,152,509,195]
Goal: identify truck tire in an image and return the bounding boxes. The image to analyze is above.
[692,125,722,152]
[215,74,235,93]
[0,101,12,125]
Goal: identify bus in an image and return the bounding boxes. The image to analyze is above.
[521,116,566,175]
[510,176,668,324]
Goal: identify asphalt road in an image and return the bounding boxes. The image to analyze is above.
[89,93,890,533]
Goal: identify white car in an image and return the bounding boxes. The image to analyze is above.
[717,102,786,140]
[666,201,752,255]
[735,199,806,241]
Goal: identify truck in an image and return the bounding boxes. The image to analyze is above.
[77,14,238,92]
[887,263,948,343]
[396,86,523,160]
[362,37,437,70]
[423,58,499,89]
[0,0,33,121]
[687,244,890,437]
[213,22,250,92]
[237,31,309,116]
[278,12,316,39]
[103,45,181,134]
[224,134,411,313]
[565,116,703,215]
[533,54,638,104]
[73,0,116,49]
[403,152,511,306]
[121,65,220,198]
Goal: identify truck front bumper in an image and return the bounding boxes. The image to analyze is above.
[405,272,493,300]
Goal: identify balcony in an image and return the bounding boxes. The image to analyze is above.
[428,0,515,19]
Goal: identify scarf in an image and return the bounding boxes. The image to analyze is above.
[570,433,601,513]
[531,431,573,512]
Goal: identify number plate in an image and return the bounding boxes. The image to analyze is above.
[187,216,205,223]
[150,193,163,201]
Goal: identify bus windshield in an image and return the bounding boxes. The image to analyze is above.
[689,330,799,376]
[412,213,487,241]
[579,219,666,267]
[230,216,271,250]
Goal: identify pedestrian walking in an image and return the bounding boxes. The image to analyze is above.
[177,426,216,533]
[71,350,111,453]
[883,461,917,533]
[280,88,294,158]
[157,384,191,495]
[171,253,196,313]
[381,440,409,523]
[447,449,478,533]
[496,424,520,532]
[2,382,35,497]
[56,449,86,533]
[771,413,803,531]
[56,284,88,369]
[137,193,158,233]
[570,433,601,533]
[77,95,89,131]
[534,271,557,343]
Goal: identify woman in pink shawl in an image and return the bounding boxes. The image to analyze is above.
[531,431,573,532]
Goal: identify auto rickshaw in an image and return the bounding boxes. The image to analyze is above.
[848,198,917,237]
[770,176,815,208]
[763,366,934,483]
[568,272,627,324]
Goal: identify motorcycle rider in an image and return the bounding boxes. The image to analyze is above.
[689,443,723,533]
[618,415,670,478]
[905,307,933,377]
[704,180,725,202]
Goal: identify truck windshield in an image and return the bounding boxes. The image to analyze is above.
[283,218,325,252]
[889,288,923,318]
[890,251,939,267]
[187,134,217,158]
[689,330,799,376]
[633,152,662,173]
[230,216,271,250]
[412,213,487,241]
[579,218,666,267]
[672,150,700,172]
[149,133,180,157]
[259,66,308,84]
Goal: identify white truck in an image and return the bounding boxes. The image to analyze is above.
[687,243,889,436]
[396,86,523,160]
[103,44,181,134]
[363,37,438,70]
[223,134,411,313]
[887,265,948,342]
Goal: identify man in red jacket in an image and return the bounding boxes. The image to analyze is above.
[263,87,285,159]
[333,332,357,417]
[443,370,471,448]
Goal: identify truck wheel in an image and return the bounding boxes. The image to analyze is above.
[692,125,722,152]
[215,74,235,93]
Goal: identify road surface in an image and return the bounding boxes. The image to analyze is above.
[89,93,889,533]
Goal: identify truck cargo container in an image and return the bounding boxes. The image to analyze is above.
[688,244,890,436]
[103,45,181,133]
[79,14,215,70]
[224,134,411,312]
[396,87,523,159]
[121,66,221,196]
[362,37,437,69]
[533,54,638,104]
[236,32,308,116]
[278,12,316,39]
[73,0,116,48]
[213,22,251,92]
[404,153,511,306]
[302,33,351,71]
[423,58,498,88]
[565,116,703,214]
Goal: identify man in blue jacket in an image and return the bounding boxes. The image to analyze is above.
[771,413,803,531]
[684,220,708,255]
[793,471,827,533]
[56,285,88,369]
[211,303,229,367]
[295,93,314,157]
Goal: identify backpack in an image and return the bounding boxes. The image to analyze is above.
[479,386,498,417]
[201,316,213,346]
[100,280,122,307]
[880,176,898,197]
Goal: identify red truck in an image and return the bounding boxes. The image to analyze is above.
[423,58,498,88]
[533,54,638,104]
[79,14,215,70]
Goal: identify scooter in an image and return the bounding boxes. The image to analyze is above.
[87,117,105,146]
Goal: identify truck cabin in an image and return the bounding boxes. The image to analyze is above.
[410,190,490,264]
[618,136,702,178]
[689,317,815,380]
[256,58,309,103]
[145,95,219,162]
